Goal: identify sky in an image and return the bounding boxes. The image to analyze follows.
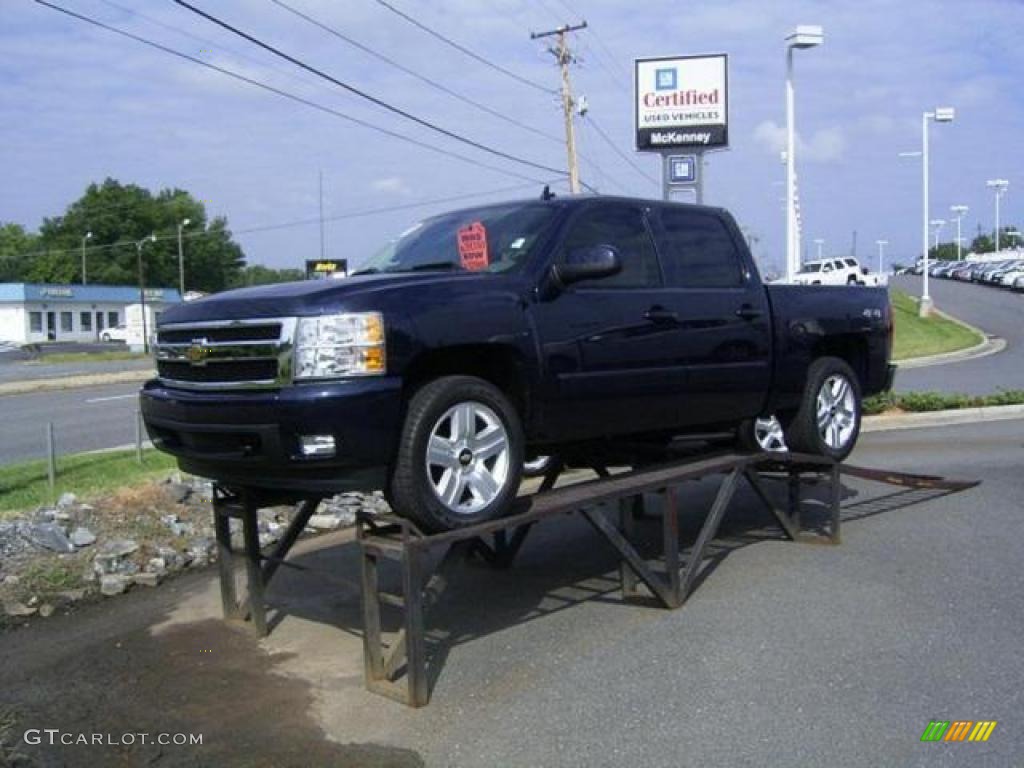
[2,0,1023,278]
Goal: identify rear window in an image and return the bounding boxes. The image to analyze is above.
[654,208,744,288]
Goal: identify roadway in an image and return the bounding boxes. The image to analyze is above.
[892,274,1024,394]
[0,381,144,464]
[2,418,1021,766]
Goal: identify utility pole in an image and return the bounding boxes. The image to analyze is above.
[319,170,326,260]
[531,22,587,194]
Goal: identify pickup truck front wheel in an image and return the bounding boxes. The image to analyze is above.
[785,357,862,462]
[389,376,524,532]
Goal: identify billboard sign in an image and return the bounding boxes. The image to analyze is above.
[635,54,728,151]
[305,259,348,280]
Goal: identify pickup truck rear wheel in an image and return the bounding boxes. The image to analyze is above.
[389,376,524,532]
[784,357,861,462]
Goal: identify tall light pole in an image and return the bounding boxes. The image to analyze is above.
[814,238,824,259]
[930,219,946,251]
[80,231,92,285]
[135,234,157,354]
[876,239,888,275]
[950,205,968,261]
[986,179,1009,253]
[920,107,955,316]
[177,218,191,297]
[785,25,824,282]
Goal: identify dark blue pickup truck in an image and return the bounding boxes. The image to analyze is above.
[142,195,894,531]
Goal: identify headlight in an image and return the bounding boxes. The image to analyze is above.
[294,312,386,379]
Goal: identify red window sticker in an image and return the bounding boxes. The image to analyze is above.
[457,221,489,271]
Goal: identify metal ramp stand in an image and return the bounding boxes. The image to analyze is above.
[209,453,976,708]
[356,452,841,707]
[212,486,322,636]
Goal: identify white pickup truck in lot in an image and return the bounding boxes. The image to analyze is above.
[792,257,883,286]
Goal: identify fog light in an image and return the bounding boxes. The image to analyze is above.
[299,434,336,458]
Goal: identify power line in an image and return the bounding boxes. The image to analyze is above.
[94,0,322,90]
[269,0,564,146]
[584,115,659,187]
[171,1,565,176]
[5,180,559,261]
[34,0,548,185]
[372,0,556,95]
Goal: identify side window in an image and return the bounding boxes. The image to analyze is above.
[844,258,857,268]
[655,208,744,288]
[823,263,833,272]
[561,205,661,289]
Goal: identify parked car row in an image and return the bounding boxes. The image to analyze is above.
[918,258,1024,290]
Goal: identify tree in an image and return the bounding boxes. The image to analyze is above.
[0,223,38,281]
[229,264,305,288]
[969,225,1020,255]
[7,178,248,292]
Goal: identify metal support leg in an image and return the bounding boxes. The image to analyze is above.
[662,486,681,599]
[678,468,741,602]
[241,502,267,636]
[618,496,640,600]
[788,470,802,531]
[829,462,841,544]
[402,545,429,707]
[213,502,239,620]
[360,549,385,684]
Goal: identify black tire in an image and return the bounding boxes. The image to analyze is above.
[388,376,524,532]
[846,275,858,285]
[784,356,862,462]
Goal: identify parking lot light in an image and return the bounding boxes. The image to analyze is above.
[920,107,956,316]
[986,179,1009,252]
[80,231,92,285]
[785,25,824,282]
[950,205,969,261]
[876,239,888,274]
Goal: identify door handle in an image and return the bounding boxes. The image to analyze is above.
[735,305,763,321]
[644,307,679,324]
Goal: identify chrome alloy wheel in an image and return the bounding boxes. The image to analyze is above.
[817,374,857,450]
[425,401,511,515]
[753,415,788,452]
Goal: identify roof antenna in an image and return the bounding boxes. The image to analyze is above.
[541,185,556,201]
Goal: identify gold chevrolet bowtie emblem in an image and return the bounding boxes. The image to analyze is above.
[186,340,209,366]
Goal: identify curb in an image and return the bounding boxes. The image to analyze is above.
[863,403,1024,432]
[896,335,1005,369]
[0,369,153,397]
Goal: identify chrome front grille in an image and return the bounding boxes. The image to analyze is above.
[154,318,296,389]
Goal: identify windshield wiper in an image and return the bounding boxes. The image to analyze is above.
[350,267,380,276]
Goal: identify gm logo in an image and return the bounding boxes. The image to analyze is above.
[655,68,677,91]
[921,720,997,742]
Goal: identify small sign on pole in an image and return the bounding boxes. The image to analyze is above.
[667,155,697,185]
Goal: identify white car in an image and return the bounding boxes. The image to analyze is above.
[100,324,129,342]
[792,257,879,286]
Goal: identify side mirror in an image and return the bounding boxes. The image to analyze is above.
[553,244,622,286]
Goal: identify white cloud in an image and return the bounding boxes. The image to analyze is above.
[753,120,847,163]
[370,176,412,195]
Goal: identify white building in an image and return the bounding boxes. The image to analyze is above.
[0,283,182,346]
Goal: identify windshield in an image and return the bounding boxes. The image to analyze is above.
[355,203,558,275]
[799,263,822,273]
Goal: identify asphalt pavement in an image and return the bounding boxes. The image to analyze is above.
[892,275,1024,394]
[2,418,1021,767]
[0,381,144,464]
